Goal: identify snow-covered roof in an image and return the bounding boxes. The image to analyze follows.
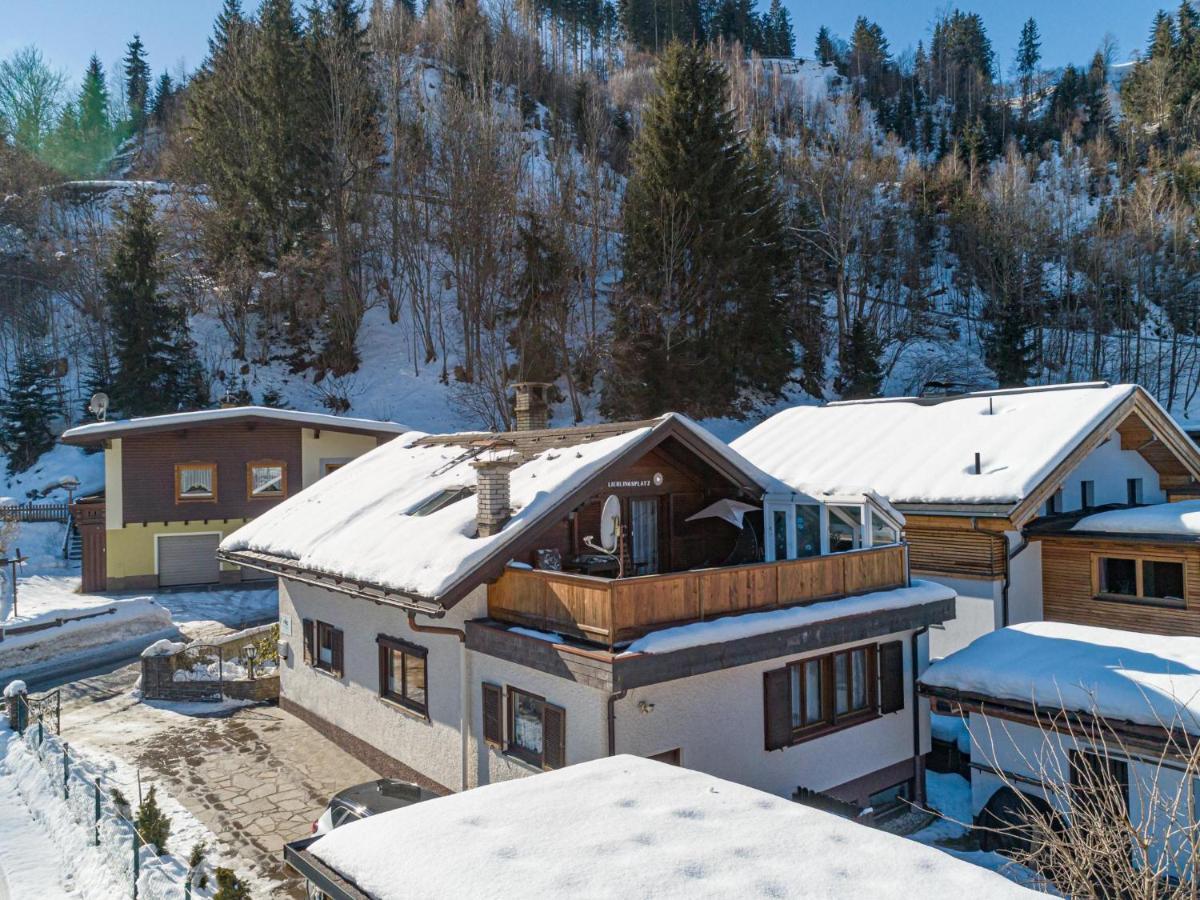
[1071,500,1200,538]
[921,622,1200,735]
[306,755,1036,899]
[221,414,768,603]
[61,406,411,443]
[733,383,1143,509]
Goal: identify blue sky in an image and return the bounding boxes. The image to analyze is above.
[1,0,1167,85]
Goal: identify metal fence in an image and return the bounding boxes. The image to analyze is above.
[16,698,210,899]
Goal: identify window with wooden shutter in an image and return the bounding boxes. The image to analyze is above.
[879,641,905,714]
[331,628,345,678]
[302,619,315,666]
[543,704,566,770]
[482,683,502,747]
[763,667,791,751]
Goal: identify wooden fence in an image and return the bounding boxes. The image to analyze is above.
[488,544,908,647]
[0,503,70,523]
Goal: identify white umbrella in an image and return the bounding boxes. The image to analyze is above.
[685,499,760,529]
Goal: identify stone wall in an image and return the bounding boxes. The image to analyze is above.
[141,624,279,704]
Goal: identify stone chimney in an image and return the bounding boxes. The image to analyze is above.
[471,454,520,537]
[512,382,552,432]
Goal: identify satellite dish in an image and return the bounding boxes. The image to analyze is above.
[599,495,621,553]
[88,392,109,422]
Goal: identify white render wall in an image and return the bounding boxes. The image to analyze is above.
[1051,434,1165,511]
[927,575,1003,659]
[277,578,489,792]
[617,629,928,798]
[967,712,1193,878]
[468,628,929,801]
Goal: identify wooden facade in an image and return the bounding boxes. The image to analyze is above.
[906,525,1006,579]
[121,421,302,524]
[73,497,107,592]
[1036,535,1200,636]
[488,544,907,647]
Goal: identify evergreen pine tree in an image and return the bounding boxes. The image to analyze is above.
[104,191,204,416]
[207,0,246,65]
[123,34,151,133]
[833,318,882,400]
[134,786,171,855]
[76,55,115,175]
[815,26,837,67]
[0,341,58,475]
[762,0,793,57]
[1016,17,1041,117]
[608,42,791,418]
[150,73,174,127]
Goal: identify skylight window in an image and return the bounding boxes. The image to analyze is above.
[407,487,475,517]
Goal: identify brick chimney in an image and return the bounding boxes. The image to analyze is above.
[471,454,520,537]
[512,382,552,432]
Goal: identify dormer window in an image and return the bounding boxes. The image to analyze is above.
[408,487,475,517]
[175,462,216,502]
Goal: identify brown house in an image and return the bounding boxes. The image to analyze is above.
[1027,500,1200,636]
[61,407,409,591]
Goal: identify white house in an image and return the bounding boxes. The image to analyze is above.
[733,382,1200,656]
[920,622,1200,881]
[284,755,1037,899]
[220,391,953,813]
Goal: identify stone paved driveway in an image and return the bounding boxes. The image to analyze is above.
[58,665,378,896]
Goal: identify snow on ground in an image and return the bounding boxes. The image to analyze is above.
[0,444,104,505]
[0,723,264,899]
[624,580,955,655]
[310,755,1039,899]
[0,521,276,682]
[910,772,1046,891]
[0,756,78,899]
[931,712,972,755]
[921,622,1200,735]
[1072,499,1200,536]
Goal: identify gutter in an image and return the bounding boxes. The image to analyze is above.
[910,626,927,805]
[607,690,627,756]
[408,613,470,793]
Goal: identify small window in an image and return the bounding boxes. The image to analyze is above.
[779,644,877,746]
[789,658,823,728]
[1144,560,1184,601]
[1127,478,1144,505]
[407,487,475,517]
[304,619,344,678]
[1097,556,1186,607]
[828,506,862,553]
[1045,487,1063,516]
[1081,480,1095,510]
[323,461,345,475]
[870,510,898,547]
[175,463,216,502]
[506,687,566,770]
[378,637,428,716]
[247,460,287,499]
[794,506,821,558]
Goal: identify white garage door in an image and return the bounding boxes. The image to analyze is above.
[158,534,221,587]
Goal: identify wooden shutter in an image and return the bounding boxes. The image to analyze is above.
[377,643,388,696]
[879,641,905,714]
[331,628,345,678]
[302,619,315,666]
[763,667,792,751]
[482,683,503,747]
[543,703,566,770]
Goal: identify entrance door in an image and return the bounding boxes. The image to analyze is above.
[629,498,659,575]
[157,534,221,587]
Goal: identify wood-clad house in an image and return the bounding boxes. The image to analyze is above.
[219,391,954,812]
[1026,501,1200,636]
[61,407,409,591]
[733,382,1200,656]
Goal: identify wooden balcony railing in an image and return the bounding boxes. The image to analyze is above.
[487,543,908,648]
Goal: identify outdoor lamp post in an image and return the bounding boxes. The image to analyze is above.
[242,643,259,680]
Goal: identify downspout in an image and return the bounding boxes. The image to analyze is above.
[971,518,1014,628]
[910,626,928,806]
[607,690,627,757]
[408,612,470,792]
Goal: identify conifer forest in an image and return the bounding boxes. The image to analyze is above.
[3,0,1200,473]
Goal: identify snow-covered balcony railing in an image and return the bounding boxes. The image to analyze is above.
[487,543,908,649]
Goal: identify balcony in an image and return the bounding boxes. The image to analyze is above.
[486,544,908,648]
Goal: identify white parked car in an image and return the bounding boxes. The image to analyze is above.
[312,778,438,834]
